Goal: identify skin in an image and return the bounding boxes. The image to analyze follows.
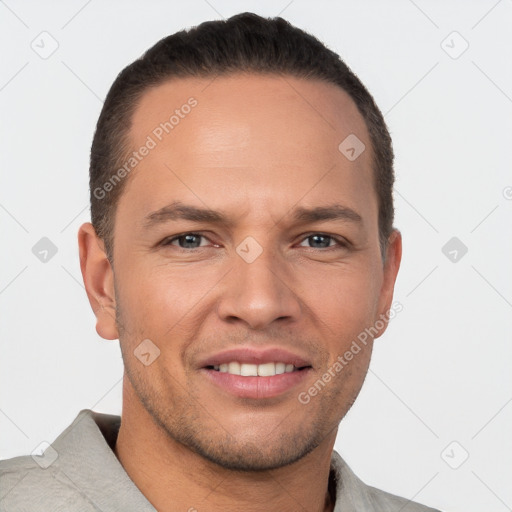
[78,74,401,512]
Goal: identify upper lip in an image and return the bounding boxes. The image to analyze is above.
[198,347,312,369]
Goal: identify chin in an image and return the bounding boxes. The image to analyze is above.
[180,431,321,472]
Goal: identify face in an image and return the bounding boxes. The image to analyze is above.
[86,74,401,471]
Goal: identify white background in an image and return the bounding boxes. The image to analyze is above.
[1,1,511,511]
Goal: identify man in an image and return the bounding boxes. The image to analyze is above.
[0,12,440,512]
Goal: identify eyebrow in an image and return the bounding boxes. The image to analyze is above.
[143,200,363,229]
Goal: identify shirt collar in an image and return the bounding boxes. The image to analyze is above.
[53,409,369,512]
[53,409,155,511]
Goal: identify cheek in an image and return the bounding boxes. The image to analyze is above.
[115,267,191,384]
[116,262,217,339]
[300,259,382,331]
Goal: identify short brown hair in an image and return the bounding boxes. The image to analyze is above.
[90,12,394,260]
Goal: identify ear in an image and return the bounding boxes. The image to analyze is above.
[374,229,402,339]
[78,222,119,340]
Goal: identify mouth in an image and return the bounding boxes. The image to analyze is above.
[199,347,313,399]
[206,362,308,376]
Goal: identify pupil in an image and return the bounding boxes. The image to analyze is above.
[311,235,329,248]
[182,235,199,248]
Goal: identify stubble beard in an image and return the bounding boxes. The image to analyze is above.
[115,299,357,473]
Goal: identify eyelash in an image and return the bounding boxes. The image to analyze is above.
[160,232,349,252]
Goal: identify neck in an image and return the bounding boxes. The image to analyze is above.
[114,379,336,512]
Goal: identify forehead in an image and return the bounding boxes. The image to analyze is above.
[120,73,375,225]
[130,73,369,157]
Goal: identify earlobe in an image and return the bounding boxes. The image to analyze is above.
[374,229,403,339]
[78,222,119,340]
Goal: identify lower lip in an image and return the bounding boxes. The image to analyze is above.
[201,368,311,399]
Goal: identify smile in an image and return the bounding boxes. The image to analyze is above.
[209,362,303,376]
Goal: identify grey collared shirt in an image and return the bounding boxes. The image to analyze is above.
[0,410,440,511]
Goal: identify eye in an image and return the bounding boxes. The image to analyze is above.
[298,233,346,250]
[162,233,212,249]
[160,232,347,252]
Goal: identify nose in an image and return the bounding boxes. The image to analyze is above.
[216,244,302,330]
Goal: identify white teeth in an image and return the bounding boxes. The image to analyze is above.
[257,362,275,376]
[212,361,301,376]
[228,361,241,375]
[240,363,258,376]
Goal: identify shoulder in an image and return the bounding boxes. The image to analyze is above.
[0,455,94,511]
[0,410,114,512]
[330,450,441,512]
[364,483,441,511]
[0,453,49,493]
